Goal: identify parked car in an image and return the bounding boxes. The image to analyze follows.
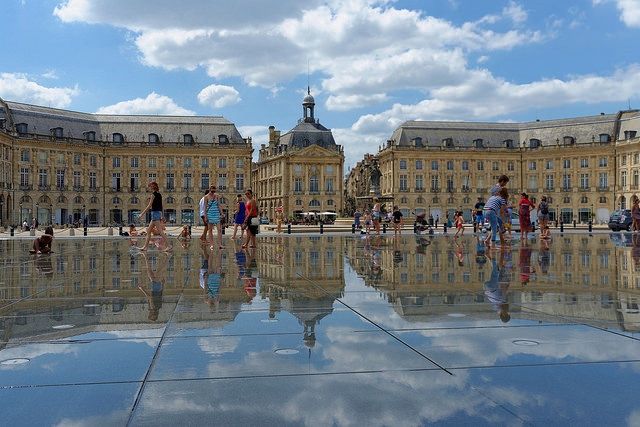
[483,210,521,233]
[608,209,632,231]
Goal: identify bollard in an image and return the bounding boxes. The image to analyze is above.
[429,227,434,235]
[588,220,592,233]
[287,223,291,234]
[443,223,447,234]
[352,224,356,234]
[413,223,417,234]
[118,226,123,236]
[10,226,14,237]
[560,221,564,233]
[573,220,577,228]
[108,227,113,236]
[473,222,477,233]
[188,225,192,235]
[84,226,87,236]
[221,225,225,235]
[69,227,75,236]
[320,222,324,234]
[383,223,387,233]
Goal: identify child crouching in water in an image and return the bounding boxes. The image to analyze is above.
[30,226,54,254]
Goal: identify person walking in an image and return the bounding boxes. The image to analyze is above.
[483,187,508,248]
[275,203,284,233]
[138,181,169,251]
[392,206,403,235]
[363,210,372,234]
[518,193,535,240]
[537,196,551,239]
[198,189,209,241]
[231,194,246,240]
[632,196,640,232]
[243,189,259,249]
[354,208,362,230]
[454,211,465,238]
[205,185,224,249]
[473,197,485,232]
[372,198,382,235]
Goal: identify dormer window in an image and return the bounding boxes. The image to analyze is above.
[83,131,96,142]
[412,137,423,148]
[218,134,229,145]
[599,133,611,143]
[563,136,575,146]
[51,127,63,139]
[529,138,541,149]
[473,138,483,148]
[112,133,124,143]
[16,123,28,136]
[504,139,515,148]
[624,130,637,140]
[148,133,159,144]
[183,134,194,145]
[442,138,453,148]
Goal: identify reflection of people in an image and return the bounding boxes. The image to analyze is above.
[30,226,54,254]
[538,237,550,274]
[242,247,257,299]
[518,240,535,285]
[204,246,224,307]
[483,248,510,322]
[178,225,191,241]
[138,253,167,321]
[372,198,382,235]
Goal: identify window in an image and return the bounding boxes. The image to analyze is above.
[580,158,589,168]
[166,157,174,168]
[325,177,334,192]
[529,161,537,170]
[129,157,138,168]
[563,136,575,145]
[474,139,483,148]
[461,161,469,171]
[545,174,554,190]
[184,157,192,168]
[622,155,627,166]
[580,173,589,189]
[431,175,439,190]
[635,153,640,165]
[20,149,29,162]
[447,160,454,171]
[546,160,553,170]
[166,173,175,190]
[446,176,454,192]
[490,161,498,171]
[599,134,611,143]
[634,170,639,187]
[294,177,303,192]
[217,173,227,190]
[235,173,244,191]
[236,158,245,169]
[90,155,97,167]
[507,161,515,171]
[183,134,194,144]
[624,130,637,140]
[218,134,229,144]
[477,161,484,171]
[84,131,96,142]
[89,172,97,189]
[599,172,608,188]
[148,133,159,144]
[431,160,439,170]
[51,127,63,138]
[599,157,608,167]
[131,173,139,190]
[20,167,29,186]
[296,199,302,206]
[183,173,192,190]
[399,175,408,191]
[73,171,81,188]
[562,174,571,189]
[309,174,319,192]
[111,172,121,190]
[112,157,121,168]
[56,170,65,189]
[200,173,209,190]
[112,133,124,143]
[415,175,424,190]
[73,154,81,165]
[563,159,571,169]
[530,138,540,149]
[218,158,227,168]
[621,170,628,187]
[200,157,209,168]
[415,160,423,170]
[38,151,48,164]
[38,169,48,187]
[527,175,538,191]
[16,123,28,136]
[399,160,407,170]
[294,164,302,174]
[148,157,157,168]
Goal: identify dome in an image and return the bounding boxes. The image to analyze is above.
[303,93,315,105]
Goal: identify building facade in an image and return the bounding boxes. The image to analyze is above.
[346,111,640,223]
[252,91,344,220]
[0,99,252,226]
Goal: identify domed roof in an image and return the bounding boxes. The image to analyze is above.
[303,87,315,105]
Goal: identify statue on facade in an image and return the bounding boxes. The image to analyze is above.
[369,160,382,197]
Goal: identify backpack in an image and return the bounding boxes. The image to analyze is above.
[540,202,549,215]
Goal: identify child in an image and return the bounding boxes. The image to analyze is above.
[178,225,191,240]
[30,227,54,254]
[454,211,465,238]
[392,206,403,235]
[632,197,640,232]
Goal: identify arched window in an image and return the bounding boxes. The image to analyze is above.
[74,196,83,204]
[84,131,96,142]
[309,199,321,207]
[563,196,571,204]
[599,196,607,203]
[90,196,99,204]
[529,138,541,149]
[51,127,64,139]
[57,195,67,203]
[296,199,302,206]
[166,196,175,204]
[112,133,124,143]
[580,196,588,203]
[416,196,425,204]
[400,197,408,204]
[129,197,139,204]
[327,199,334,206]
[182,196,194,204]
[183,134,194,145]
[473,138,483,148]
[112,197,121,204]
[148,133,159,144]
[563,136,575,146]
[16,123,28,136]
[218,134,229,144]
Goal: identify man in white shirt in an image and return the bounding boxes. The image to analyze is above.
[199,190,209,241]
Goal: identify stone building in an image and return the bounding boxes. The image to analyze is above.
[252,90,344,220]
[346,111,640,223]
[0,98,252,226]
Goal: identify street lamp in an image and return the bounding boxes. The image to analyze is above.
[50,203,53,225]
[19,202,23,226]
[35,203,39,228]
[82,204,86,226]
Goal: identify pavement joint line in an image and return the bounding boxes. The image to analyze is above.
[126,293,183,427]
[447,359,640,370]
[582,323,640,342]
[294,271,455,376]
[0,379,144,390]
[349,323,579,332]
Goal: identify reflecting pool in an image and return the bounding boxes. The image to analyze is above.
[1,234,639,426]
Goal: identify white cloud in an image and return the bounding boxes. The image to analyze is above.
[197,84,241,109]
[0,72,78,108]
[41,69,59,79]
[95,92,195,115]
[594,0,640,27]
[237,125,269,162]
[503,1,528,24]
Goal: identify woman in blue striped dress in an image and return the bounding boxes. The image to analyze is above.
[205,185,224,249]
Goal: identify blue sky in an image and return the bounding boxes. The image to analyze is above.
[1,0,639,168]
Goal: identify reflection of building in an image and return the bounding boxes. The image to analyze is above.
[344,235,639,329]
[346,111,640,223]
[0,99,252,226]
[256,235,345,347]
[252,90,344,219]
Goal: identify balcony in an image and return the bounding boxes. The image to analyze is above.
[461,187,470,193]
[578,186,591,192]
[544,187,554,192]
[165,187,175,192]
[56,185,68,192]
[19,184,33,191]
[399,188,409,192]
[631,185,639,190]
[73,186,84,192]
[446,188,456,193]
[414,187,425,192]
[38,185,51,191]
[597,186,609,192]
[476,188,486,193]
[129,187,140,193]
[430,188,440,193]
[561,187,572,192]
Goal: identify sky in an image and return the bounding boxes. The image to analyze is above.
[1,0,640,170]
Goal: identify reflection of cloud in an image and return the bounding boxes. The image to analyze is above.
[197,336,240,356]
[0,343,78,369]
[53,409,129,427]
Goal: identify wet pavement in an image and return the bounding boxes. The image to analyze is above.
[1,232,639,426]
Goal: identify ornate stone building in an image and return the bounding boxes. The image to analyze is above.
[346,111,640,223]
[252,90,344,219]
[0,99,252,226]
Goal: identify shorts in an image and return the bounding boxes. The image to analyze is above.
[538,214,549,221]
[151,211,162,221]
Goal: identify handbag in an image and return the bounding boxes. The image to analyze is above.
[250,217,260,226]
